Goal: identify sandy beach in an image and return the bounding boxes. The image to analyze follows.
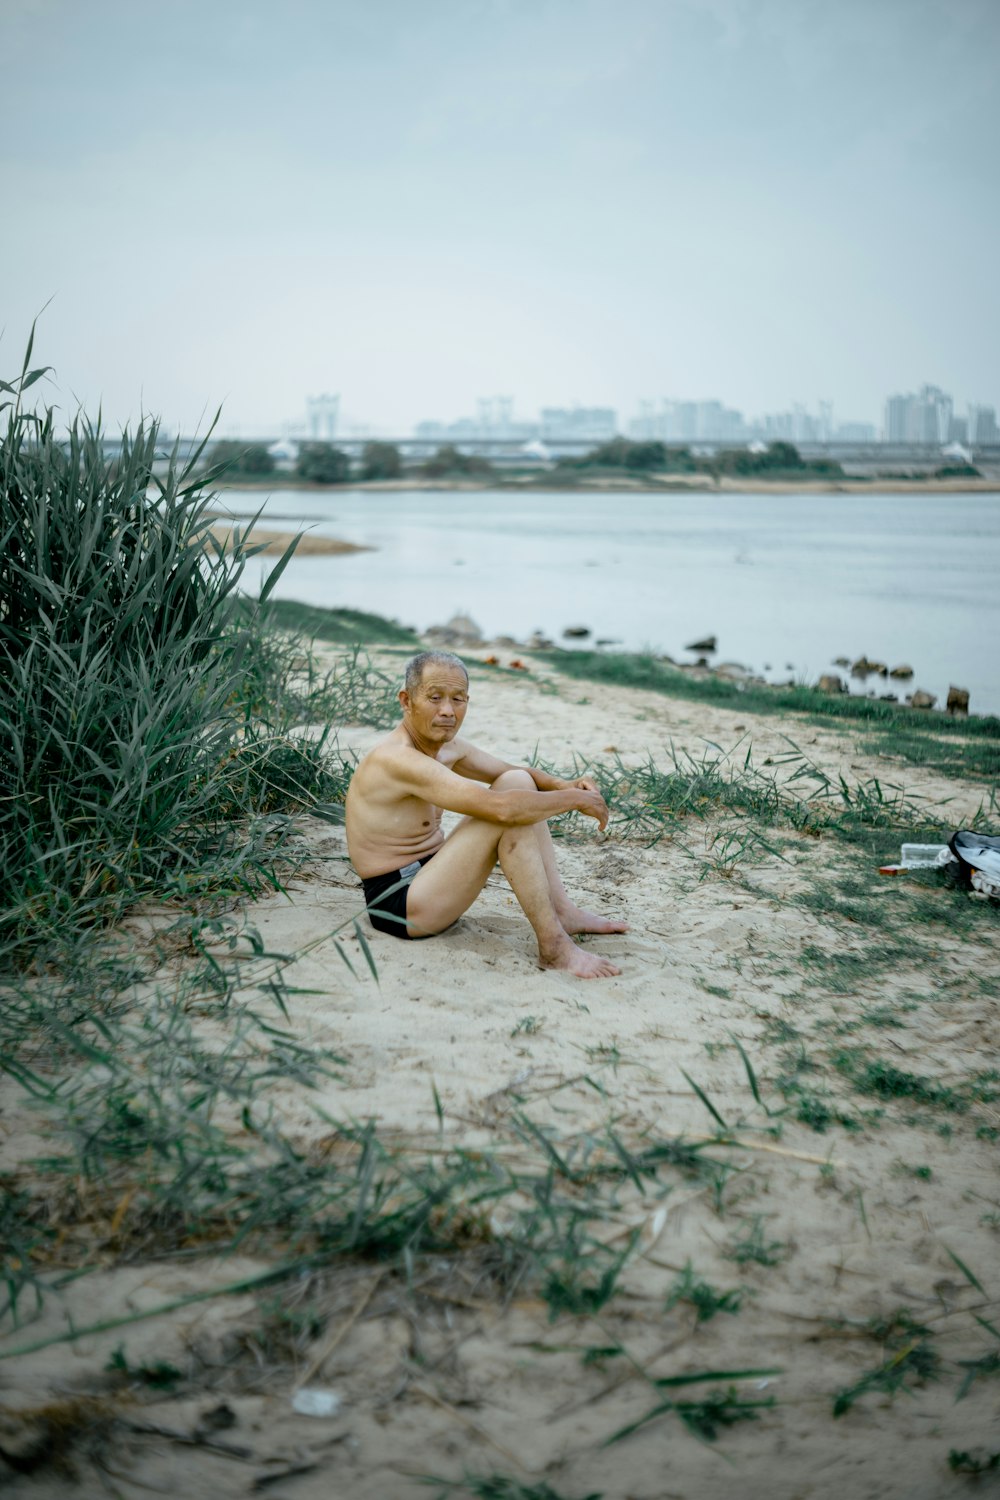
[2,646,998,1499]
[205,521,371,556]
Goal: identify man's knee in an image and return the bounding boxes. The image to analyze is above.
[491,768,535,792]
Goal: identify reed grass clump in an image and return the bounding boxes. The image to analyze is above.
[0,340,320,965]
[545,737,966,870]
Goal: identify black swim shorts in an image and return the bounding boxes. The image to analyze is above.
[360,854,436,940]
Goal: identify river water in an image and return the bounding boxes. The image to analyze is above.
[219,487,1000,717]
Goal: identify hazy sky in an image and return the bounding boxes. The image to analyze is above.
[3,0,998,435]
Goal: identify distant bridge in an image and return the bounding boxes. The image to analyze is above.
[93,434,1000,472]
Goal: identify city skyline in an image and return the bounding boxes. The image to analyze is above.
[225,382,993,447]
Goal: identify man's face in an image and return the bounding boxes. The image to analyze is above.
[401,665,469,745]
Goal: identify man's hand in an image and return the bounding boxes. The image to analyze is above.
[527,766,602,796]
[574,787,610,831]
[544,773,607,828]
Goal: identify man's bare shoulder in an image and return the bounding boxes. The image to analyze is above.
[355,727,421,776]
[362,726,407,756]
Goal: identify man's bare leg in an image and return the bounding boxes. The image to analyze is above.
[490,770,626,939]
[404,817,501,935]
[495,824,620,978]
[531,818,629,935]
[405,770,621,976]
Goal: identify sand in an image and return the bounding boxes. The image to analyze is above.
[2,651,998,1499]
[205,522,370,556]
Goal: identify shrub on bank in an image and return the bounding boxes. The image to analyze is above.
[295,441,351,484]
[558,437,684,472]
[361,440,402,480]
[209,439,275,476]
[420,444,495,479]
[712,441,843,478]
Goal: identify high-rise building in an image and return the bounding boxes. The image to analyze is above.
[474,396,517,434]
[775,405,818,443]
[539,407,617,441]
[630,400,658,441]
[306,394,340,440]
[627,398,743,443]
[883,385,952,443]
[968,404,999,444]
[762,410,810,441]
[694,401,745,441]
[670,403,698,442]
[918,385,952,443]
[415,398,540,442]
[884,394,910,442]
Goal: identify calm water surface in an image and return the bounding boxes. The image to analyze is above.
[221,488,1000,717]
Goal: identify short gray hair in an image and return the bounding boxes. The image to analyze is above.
[404,651,469,695]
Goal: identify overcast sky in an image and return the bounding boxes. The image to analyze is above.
[3,0,998,435]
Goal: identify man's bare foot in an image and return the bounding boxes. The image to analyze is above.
[557,902,629,936]
[540,938,621,978]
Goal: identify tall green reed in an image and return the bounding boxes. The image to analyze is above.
[0,337,303,965]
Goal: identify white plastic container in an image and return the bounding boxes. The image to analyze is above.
[291,1388,343,1418]
[900,843,952,868]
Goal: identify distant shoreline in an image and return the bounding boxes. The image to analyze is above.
[211,473,1000,496]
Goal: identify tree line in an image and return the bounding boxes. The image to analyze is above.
[209,439,403,483]
[207,436,854,485]
[555,437,844,477]
[208,439,497,484]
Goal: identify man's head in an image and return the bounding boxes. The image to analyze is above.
[400,651,470,747]
[403,651,469,698]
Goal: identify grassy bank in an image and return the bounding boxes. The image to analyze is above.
[535,649,1000,785]
[243,597,420,647]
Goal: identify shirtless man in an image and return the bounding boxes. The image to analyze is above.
[345,651,627,978]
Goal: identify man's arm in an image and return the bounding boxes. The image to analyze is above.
[390,745,609,830]
[526,765,600,794]
[448,739,517,784]
[452,739,600,796]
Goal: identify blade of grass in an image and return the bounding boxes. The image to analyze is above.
[680,1069,730,1130]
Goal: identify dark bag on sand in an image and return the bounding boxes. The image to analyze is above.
[949,830,1000,898]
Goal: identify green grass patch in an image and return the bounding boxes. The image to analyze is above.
[799,868,1000,947]
[797,941,920,992]
[860,726,1000,782]
[949,1450,1000,1476]
[664,1262,745,1321]
[540,735,993,892]
[426,1477,604,1500]
[724,1216,788,1268]
[832,1049,969,1113]
[832,1313,940,1417]
[247,597,420,647]
[535,650,1000,783]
